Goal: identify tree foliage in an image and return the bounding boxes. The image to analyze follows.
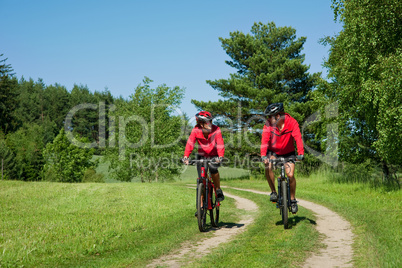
[0,54,18,134]
[0,137,19,180]
[0,56,116,181]
[1,56,188,183]
[323,0,401,177]
[5,123,47,181]
[43,128,96,182]
[104,77,185,182]
[68,85,115,153]
[68,85,100,143]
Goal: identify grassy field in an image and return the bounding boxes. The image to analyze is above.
[1,168,400,267]
[0,180,319,268]
[180,188,321,268]
[93,155,252,183]
[224,172,402,268]
[0,181,240,267]
[178,164,251,182]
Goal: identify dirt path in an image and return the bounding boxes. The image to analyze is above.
[228,187,354,268]
[147,186,354,268]
[146,191,258,268]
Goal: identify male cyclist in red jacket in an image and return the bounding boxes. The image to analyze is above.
[261,103,304,214]
[183,111,225,202]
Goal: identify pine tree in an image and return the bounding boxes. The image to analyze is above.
[192,22,319,165]
[43,128,95,182]
[0,54,18,134]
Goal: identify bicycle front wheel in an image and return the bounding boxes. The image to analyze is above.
[197,183,207,232]
[210,186,220,227]
[281,180,289,229]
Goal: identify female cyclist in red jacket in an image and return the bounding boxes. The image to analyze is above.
[183,111,225,202]
[261,103,304,214]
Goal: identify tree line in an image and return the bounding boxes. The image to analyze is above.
[0,65,114,181]
[0,59,188,182]
[1,0,400,185]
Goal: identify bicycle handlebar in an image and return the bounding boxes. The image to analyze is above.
[181,157,222,166]
[268,156,297,165]
[257,156,299,167]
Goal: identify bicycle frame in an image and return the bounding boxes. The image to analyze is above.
[187,158,221,231]
[269,156,295,229]
[198,162,220,211]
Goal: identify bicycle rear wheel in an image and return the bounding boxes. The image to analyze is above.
[197,183,207,232]
[210,186,219,227]
[281,180,289,229]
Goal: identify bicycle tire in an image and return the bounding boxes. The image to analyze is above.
[210,185,220,227]
[281,180,289,229]
[197,183,207,232]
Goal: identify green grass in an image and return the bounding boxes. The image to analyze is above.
[302,172,402,268]
[178,165,251,182]
[1,168,400,267]
[175,165,321,267]
[224,172,402,268]
[93,155,251,183]
[182,188,321,268]
[0,181,240,267]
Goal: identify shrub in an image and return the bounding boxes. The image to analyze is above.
[82,168,104,183]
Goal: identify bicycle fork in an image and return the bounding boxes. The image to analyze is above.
[198,166,210,210]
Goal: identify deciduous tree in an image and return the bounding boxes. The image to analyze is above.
[105,77,185,182]
[324,0,401,178]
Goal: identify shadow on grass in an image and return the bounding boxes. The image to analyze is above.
[203,222,245,232]
[275,216,316,229]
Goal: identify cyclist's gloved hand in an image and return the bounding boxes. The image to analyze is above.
[182,156,189,165]
[297,155,304,161]
[211,157,222,165]
[210,157,223,168]
[261,156,269,164]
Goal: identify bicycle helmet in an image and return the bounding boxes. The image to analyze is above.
[264,103,284,116]
[195,111,213,122]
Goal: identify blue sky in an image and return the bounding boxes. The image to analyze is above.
[1,0,342,117]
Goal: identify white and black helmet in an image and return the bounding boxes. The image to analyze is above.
[264,103,284,116]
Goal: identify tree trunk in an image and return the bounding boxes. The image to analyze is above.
[382,161,400,189]
[382,161,390,181]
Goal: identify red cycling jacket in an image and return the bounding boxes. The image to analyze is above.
[184,124,225,158]
[260,113,304,156]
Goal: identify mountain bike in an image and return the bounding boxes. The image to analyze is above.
[186,158,221,232]
[269,156,297,229]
